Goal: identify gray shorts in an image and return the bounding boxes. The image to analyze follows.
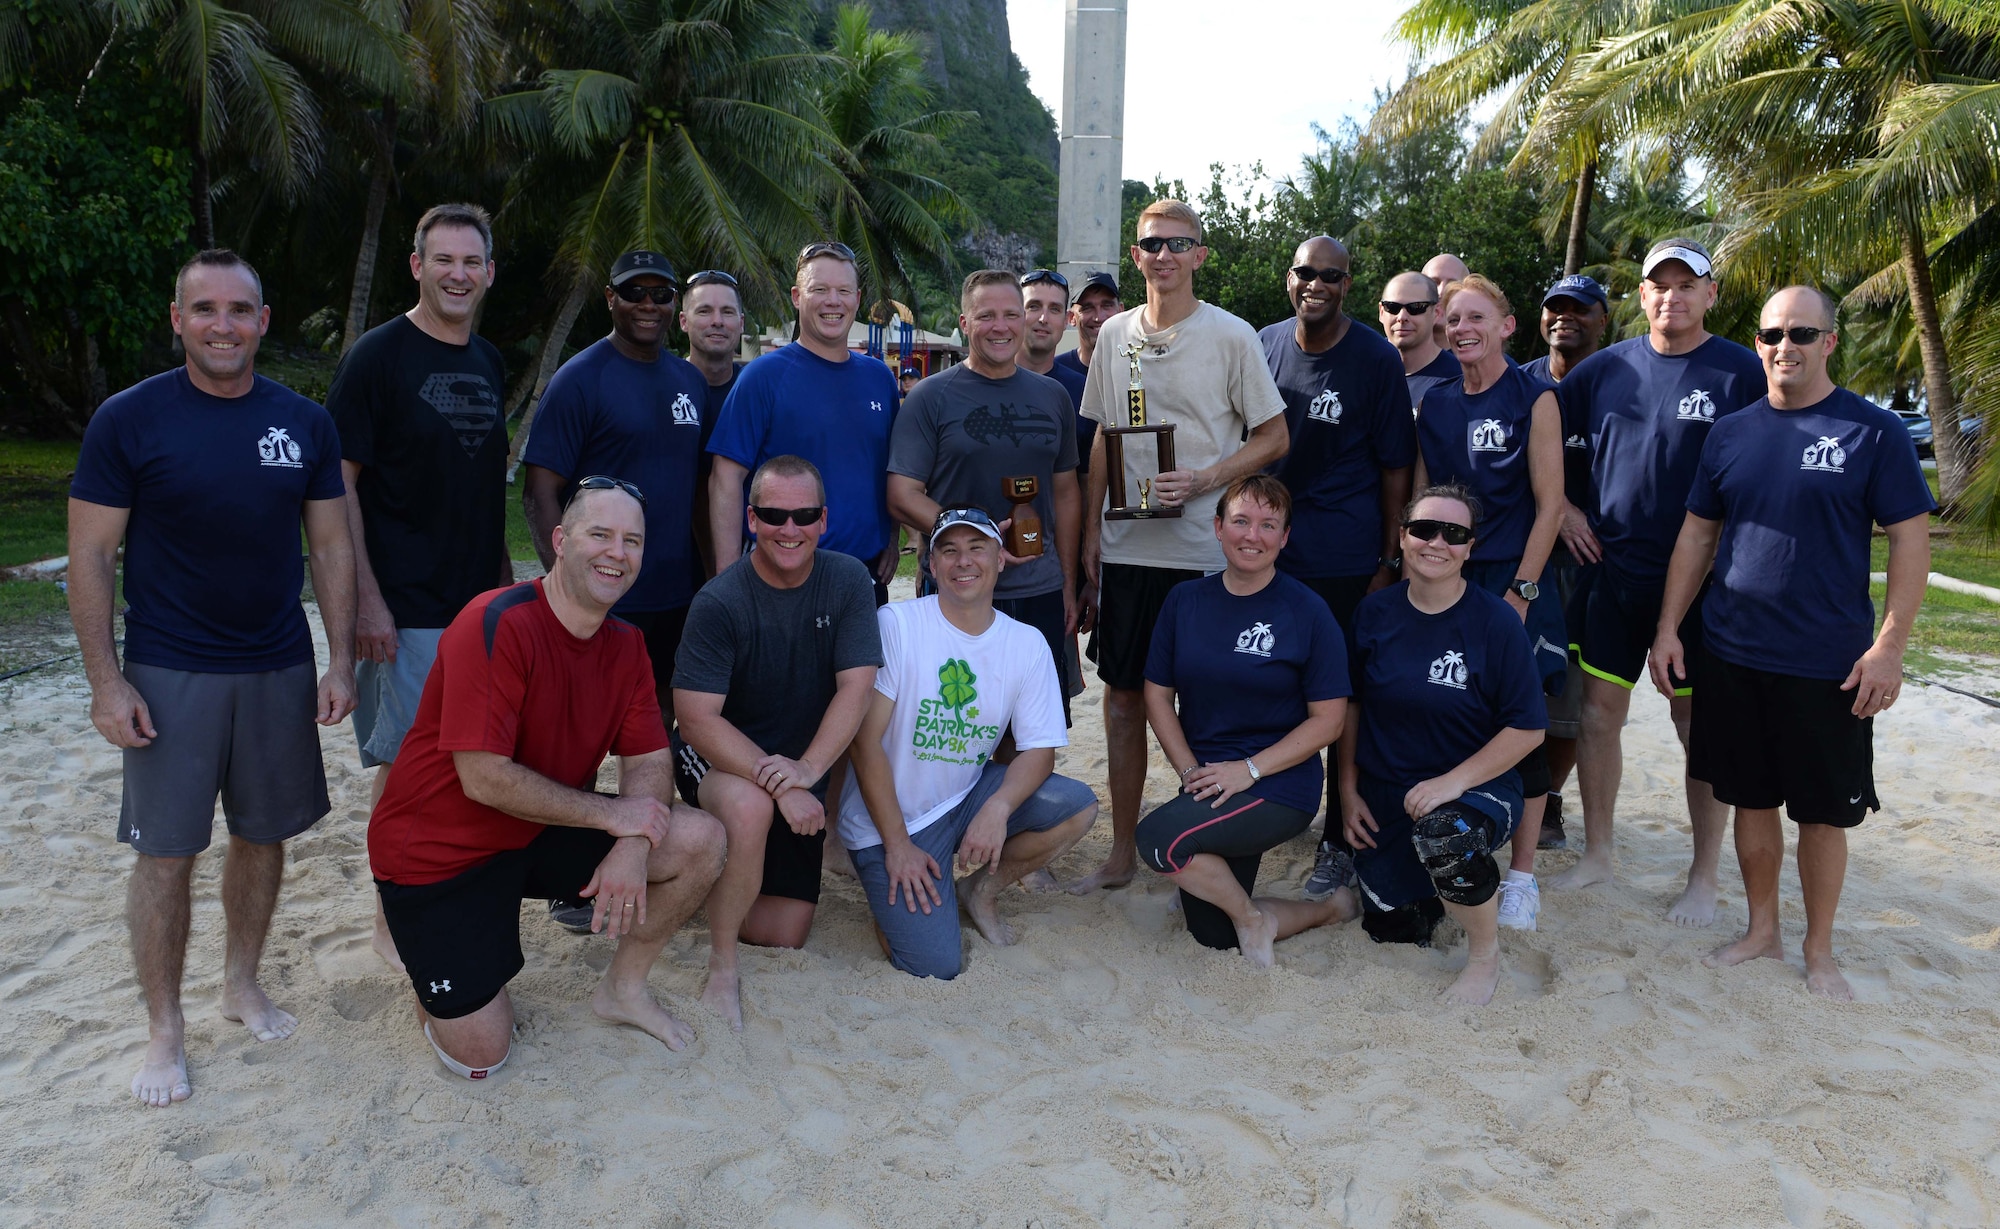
[353,627,444,767]
[119,661,330,857]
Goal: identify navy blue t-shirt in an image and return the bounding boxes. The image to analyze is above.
[1260,319,1417,578]
[1405,347,1461,414]
[1559,335,1766,584]
[706,343,899,562]
[1688,388,1935,679]
[1053,350,1095,474]
[1416,363,1554,562]
[698,361,743,457]
[1349,582,1547,789]
[1524,354,1593,513]
[1144,572,1351,813]
[71,369,346,672]
[523,339,709,613]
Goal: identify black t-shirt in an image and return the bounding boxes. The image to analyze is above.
[699,361,742,457]
[329,315,509,628]
[1051,350,1094,473]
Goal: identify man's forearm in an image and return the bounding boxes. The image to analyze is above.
[1878,517,1931,651]
[1054,471,1081,589]
[1656,516,1720,634]
[1084,431,1109,554]
[708,461,747,565]
[673,701,772,781]
[1378,466,1412,563]
[989,746,1055,812]
[460,755,623,829]
[1201,419,1287,494]
[618,752,675,804]
[66,544,123,689]
[308,537,358,672]
[523,490,558,571]
[799,676,874,782]
[850,737,914,849]
[342,485,386,605]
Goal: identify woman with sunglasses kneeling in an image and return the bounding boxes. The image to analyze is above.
[1340,486,1548,1005]
[1135,476,1355,966]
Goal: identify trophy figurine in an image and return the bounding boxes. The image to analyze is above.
[1001,475,1043,557]
[1102,342,1179,520]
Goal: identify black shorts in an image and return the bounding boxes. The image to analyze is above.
[1296,573,1373,632]
[1095,562,1203,691]
[377,825,617,1019]
[670,729,827,903]
[1688,648,1877,827]
[995,587,1071,726]
[1573,566,1707,694]
[620,605,689,698]
[1136,792,1313,951]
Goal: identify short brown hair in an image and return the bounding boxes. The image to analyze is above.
[414,202,493,260]
[1218,474,1292,527]
[175,248,262,306]
[749,454,826,505]
[960,269,1023,312]
[1137,198,1203,243]
[1404,483,1482,534]
[1441,273,1511,319]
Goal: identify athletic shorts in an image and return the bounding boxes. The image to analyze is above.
[1095,562,1203,691]
[671,729,829,904]
[1351,771,1521,911]
[995,588,1071,726]
[1688,647,1878,827]
[1545,553,1586,739]
[1136,792,1314,951]
[376,825,617,1020]
[1572,567,1705,694]
[1295,573,1374,633]
[849,763,1096,979]
[118,661,329,857]
[354,627,445,768]
[618,605,690,700]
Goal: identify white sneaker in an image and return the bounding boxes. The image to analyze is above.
[1496,873,1540,931]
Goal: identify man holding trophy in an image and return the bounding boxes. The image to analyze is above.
[1068,199,1291,893]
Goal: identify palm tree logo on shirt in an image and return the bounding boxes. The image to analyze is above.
[1308,389,1343,424]
[1677,389,1718,422]
[938,659,978,712]
[257,426,302,467]
[1469,419,1507,452]
[670,393,700,426]
[1801,435,1848,473]
[1428,649,1469,689]
[1234,622,1275,657]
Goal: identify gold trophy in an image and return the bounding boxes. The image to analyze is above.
[1001,476,1043,557]
[1103,342,1179,519]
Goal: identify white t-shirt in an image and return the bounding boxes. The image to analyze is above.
[1080,301,1287,571]
[837,596,1068,850]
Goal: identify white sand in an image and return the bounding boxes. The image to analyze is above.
[3,602,1999,1227]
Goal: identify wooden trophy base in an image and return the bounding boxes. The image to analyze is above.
[1102,423,1181,520]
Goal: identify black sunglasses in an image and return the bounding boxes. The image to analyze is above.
[612,282,676,305]
[749,504,825,527]
[1291,265,1350,285]
[1754,326,1829,346]
[799,241,857,263]
[1403,518,1473,546]
[932,505,1000,536]
[686,269,739,288]
[1020,268,1070,291]
[1136,236,1199,254]
[1380,299,1436,316]
[566,475,647,510]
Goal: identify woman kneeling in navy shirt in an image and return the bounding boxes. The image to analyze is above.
[1137,475,1355,967]
[1341,485,1547,1005]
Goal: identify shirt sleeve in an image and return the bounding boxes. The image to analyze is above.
[1370,354,1418,469]
[705,362,767,468]
[520,364,590,477]
[435,607,527,754]
[872,603,904,701]
[1006,624,1069,750]
[1865,415,1940,527]
[884,382,940,482]
[1142,583,1185,689]
[1483,601,1549,731]
[1234,328,1288,432]
[1051,381,1080,473]
[1301,594,1353,701]
[305,408,346,501]
[325,336,378,468]
[1080,329,1116,428]
[670,588,738,695]
[610,636,671,757]
[70,401,135,508]
[831,562,887,671]
[1684,431,1726,520]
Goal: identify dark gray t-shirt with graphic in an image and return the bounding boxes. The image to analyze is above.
[888,364,1078,599]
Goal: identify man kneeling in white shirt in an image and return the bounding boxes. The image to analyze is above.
[842,506,1100,977]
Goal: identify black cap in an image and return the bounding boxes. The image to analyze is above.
[1078,271,1119,298]
[1540,275,1608,311]
[609,250,678,288]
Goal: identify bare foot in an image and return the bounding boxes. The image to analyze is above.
[1547,853,1612,892]
[1443,950,1502,1006]
[960,870,1018,947]
[1017,869,1058,893]
[1233,907,1278,969]
[1062,860,1136,895]
[700,958,744,1032]
[1804,953,1854,1001]
[132,1031,191,1108]
[1665,876,1719,928]
[221,983,298,1042]
[592,976,696,1050]
[373,911,406,974]
[1704,930,1783,968]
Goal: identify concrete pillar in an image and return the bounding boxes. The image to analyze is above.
[1057,0,1127,290]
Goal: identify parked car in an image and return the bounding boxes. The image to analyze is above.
[1896,410,1983,460]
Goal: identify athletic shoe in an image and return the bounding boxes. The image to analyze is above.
[548,897,595,935]
[1496,873,1540,931]
[1301,844,1356,901]
[1538,794,1568,850]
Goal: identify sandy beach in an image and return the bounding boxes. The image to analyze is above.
[2,597,1998,1228]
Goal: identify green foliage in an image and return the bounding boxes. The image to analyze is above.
[0,438,79,567]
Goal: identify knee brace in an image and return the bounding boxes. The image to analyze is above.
[1413,804,1500,906]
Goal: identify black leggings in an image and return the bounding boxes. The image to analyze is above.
[1136,792,1314,950]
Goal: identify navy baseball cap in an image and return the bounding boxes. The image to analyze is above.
[609,249,678,287]
[1078,271,1120,298]
[1541,275,1608,311]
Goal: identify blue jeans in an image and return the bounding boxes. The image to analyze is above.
[850,763,1097,979]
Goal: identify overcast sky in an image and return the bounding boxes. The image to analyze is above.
[1004,0,1413,193]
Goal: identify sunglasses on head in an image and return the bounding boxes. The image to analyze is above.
[1020,269,1069,291]
[1291,265,1349,285]
[1754,326,1829,346]
[749,504,824,527]
[566,475,647,510]
[932,505,1000,536]
[1403,518,1473,546]
[1136,236,1199,254]
[612,282,677,305]
[686,269,739,288]
[799,240,857,263]
[1380,299,1435,316]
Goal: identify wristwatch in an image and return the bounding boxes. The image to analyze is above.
[1381,555,1402,573]
[1245,758,1262,782]
[1509,578,1541,601]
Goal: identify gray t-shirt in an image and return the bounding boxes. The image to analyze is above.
[672,551,884,763]
[888,364,1078,599]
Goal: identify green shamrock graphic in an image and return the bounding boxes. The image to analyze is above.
[938,659,978,709]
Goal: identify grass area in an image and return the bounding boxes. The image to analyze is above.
[0,439,79,568]
[1874,580,2000,695]
[1870,531,2000,589]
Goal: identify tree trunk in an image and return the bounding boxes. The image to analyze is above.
[189,124,214,250]
[1902,223,1964,510]
[343,98,399,357]
[1564,154,1596,277]
[505,277,593,480]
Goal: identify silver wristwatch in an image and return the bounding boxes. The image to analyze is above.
[1245,758,1262,782]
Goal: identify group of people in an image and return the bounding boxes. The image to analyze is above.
[69,194,1932,1107]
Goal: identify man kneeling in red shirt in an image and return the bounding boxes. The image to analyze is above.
[369,478,725,1077]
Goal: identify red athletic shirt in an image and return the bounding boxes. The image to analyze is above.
[368,580,668,885]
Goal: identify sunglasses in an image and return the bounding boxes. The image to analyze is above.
[749,504,824,527]
[566,475,647,510]
[1403,519,1474,546]
[686,269,739,288]
[1380,300,1435,316]
[799,240,857,263]
[1754,326,1829,346]
[612,282,677,305]
[1020,268,1070,291]
[1136,236,1199,254]
[933,505,1000,534]
[1291,265,1350,285]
